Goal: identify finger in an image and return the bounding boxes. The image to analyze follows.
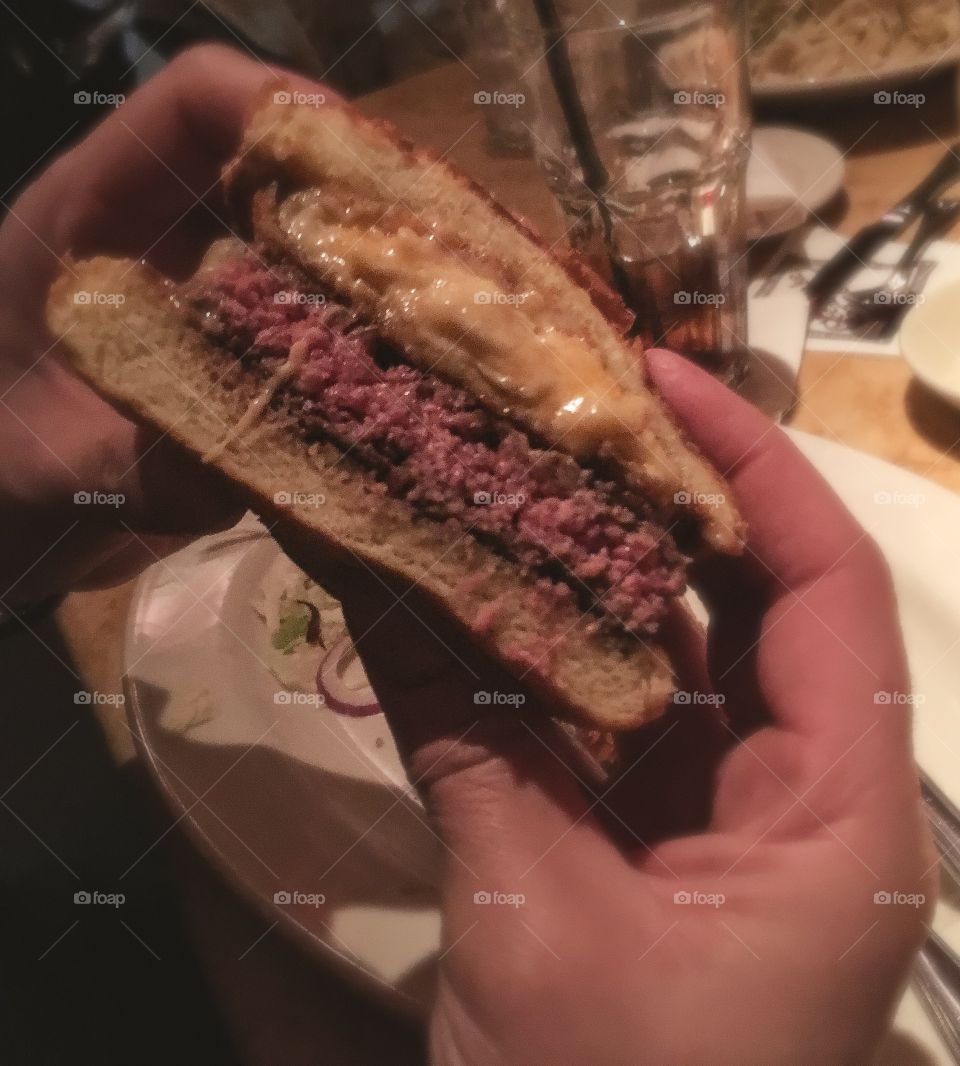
[4,44,336,311]
[73,532,215,589]
[337,575,622,889]
[646,350,909,751]
[114,425,245,535]
[57,46,322,270]
[602,603,729,843]
[58,45,338,274]
[648,349,869,591]
[15,368,243,535]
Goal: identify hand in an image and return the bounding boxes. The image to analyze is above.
[343,350,935,1065]
[0,46,328,605]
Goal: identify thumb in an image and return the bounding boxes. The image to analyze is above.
[339,576,619,894]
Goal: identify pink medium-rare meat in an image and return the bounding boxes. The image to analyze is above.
[187,255,688,637]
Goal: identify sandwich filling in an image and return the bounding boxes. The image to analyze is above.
[186,253,687,638]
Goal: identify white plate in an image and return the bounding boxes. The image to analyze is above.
[746,127,845,240]
[125,431,960,1059]
[752,46,960,102]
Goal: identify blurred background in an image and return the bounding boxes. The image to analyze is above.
[6,0,960,197]
[0,0,476,199]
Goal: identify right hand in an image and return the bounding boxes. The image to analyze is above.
[341,349,934,1065]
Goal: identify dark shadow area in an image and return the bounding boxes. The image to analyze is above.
[0,609,427,1064]
[905,378,960,457]
[0,612,241,1065]
[739,345,800,420]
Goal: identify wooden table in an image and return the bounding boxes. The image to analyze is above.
[54,60,960,1064]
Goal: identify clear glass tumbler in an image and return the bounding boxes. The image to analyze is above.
[461,1,534,157]
[499,0,751,385]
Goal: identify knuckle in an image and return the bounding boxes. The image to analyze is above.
[848,534,893,589]
[164,43,240,82]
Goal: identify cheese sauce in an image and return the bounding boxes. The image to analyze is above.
[277,192,651,460]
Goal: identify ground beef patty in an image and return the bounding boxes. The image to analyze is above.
[187,254,688,637]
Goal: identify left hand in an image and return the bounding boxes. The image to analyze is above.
[0,45,331,604]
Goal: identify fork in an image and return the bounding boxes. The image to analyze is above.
[912,771,960,1056]
[845,199,960,337]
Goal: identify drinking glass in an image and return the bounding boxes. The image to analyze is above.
[461,1,533,156]
[499,0,751,385]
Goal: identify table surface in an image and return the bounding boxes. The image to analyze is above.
[54,59,960,1064]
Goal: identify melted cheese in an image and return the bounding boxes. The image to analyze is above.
[203,339,310,461]
[277,194,649,458]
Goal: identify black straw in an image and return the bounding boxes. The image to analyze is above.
[530,0,639,315]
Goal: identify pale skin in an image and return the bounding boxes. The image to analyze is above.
[1,45,936,1065]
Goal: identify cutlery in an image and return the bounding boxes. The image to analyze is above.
[807,146,960,309]
[921,771,960,889]
[845,198,960,337]
[914,931,960,1061]
[913,770,960,1056]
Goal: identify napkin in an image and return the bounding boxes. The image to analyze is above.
[755,226,960,358]
[743,255,811,419]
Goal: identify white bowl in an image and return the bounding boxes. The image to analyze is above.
[900,284,960,411]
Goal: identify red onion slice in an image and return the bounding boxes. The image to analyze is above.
[316,635,381,717]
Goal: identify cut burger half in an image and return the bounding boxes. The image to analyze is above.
[47,91,744,731]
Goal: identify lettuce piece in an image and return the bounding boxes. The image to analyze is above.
[271,602,310,654]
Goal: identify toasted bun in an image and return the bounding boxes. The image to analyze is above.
[48,256,678,729]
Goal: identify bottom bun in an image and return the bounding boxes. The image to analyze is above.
[48,256,678,730]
